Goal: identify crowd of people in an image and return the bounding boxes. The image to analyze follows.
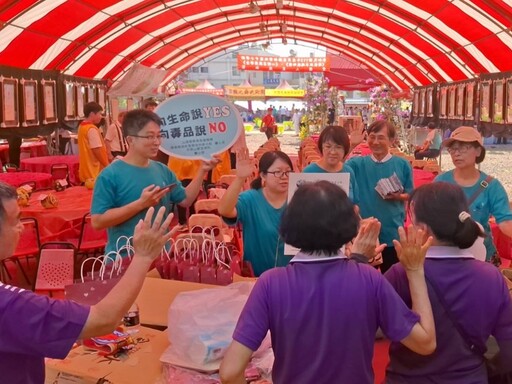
[1,98,512,383]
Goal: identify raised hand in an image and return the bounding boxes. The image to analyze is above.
[351,218,386,260]
[236,148,253,179]
[133,207,174,261]
[392,226,433,271]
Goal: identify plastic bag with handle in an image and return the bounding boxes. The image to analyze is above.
[162,282,255,371]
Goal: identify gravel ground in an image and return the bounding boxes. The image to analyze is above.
[245,130,512,197]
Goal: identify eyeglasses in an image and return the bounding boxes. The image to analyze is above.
[130,134,162,142]
[322,144,345,153]
[447,144,473,154]
[266,170,292,178]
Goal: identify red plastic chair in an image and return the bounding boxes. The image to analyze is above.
[50,163,70,183]
[68,213,107,262]
[34,242,76,298]
[3,217,41,285]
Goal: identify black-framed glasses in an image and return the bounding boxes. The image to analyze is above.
[129,134,162,142]
[266,170,292,178]
[447,143,472,154]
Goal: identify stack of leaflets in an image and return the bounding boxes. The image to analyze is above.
[375,173,404,198]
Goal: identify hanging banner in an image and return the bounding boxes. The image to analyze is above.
[155,93,242,161]
[181,88,224,96]
[224,86,265,100]
[237,55,330,72]
[265,89,305,98]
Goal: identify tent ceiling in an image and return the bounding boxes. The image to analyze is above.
[0,0,511,90]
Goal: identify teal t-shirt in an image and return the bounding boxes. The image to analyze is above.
[224,189,288,277]
[345,156,413,247]
[435,170,512,260]
[91,160,186,255]
[430,131,442,150]
[302,162,359,203]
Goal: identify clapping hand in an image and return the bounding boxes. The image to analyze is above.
[235,148,253,179]
[351,218,387,261]
[392,226,433,272]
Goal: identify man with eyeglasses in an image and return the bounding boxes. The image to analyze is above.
[345,120,413,273]
[91,109,220,256]
[78,102,110,183]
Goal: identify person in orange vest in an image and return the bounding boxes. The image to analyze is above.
[168,157,203,231]
[78,102,109,183]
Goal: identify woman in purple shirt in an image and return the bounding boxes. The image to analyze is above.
[220,180,436,384]
[386,182,512,383]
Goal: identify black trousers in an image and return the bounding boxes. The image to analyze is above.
[379,246,399,274]
[177,179,195,225]
[265,127,274,140]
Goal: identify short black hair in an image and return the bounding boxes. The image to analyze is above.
[427,122,436,129]
[251,151,293,189]
[409,182,483,249]
[280,180,358,254]
[367,120,396,139]
[84,101,103,117]
[0,182,17,235]
[122,109,162,137]
[317,125,350,158]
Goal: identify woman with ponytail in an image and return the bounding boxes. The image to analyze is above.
[218,148,293,276]
[385,182,512,384]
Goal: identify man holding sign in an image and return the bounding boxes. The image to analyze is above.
[91,109,220,255]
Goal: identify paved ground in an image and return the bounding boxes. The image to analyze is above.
[246,130,512,197]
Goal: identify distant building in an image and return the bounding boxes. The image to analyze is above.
[184,43,307,89]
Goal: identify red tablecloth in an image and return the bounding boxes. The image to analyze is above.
[0,141,48,164]
[0,172,53,190]
[491,222,512,261]
[20,155,80,185]
[413,169,436,187]
[20,186,93,243]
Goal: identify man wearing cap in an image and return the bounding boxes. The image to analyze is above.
[435,125,512,265]
[261,107,277,140]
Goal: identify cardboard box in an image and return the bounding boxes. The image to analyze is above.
[136,278,217,328]
[45,327,168,384]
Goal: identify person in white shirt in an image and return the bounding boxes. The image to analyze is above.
[105,111,128,159]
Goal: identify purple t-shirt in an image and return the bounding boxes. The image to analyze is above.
[0,282,90,384]
[385,247,512,383]
[233,256,420,383]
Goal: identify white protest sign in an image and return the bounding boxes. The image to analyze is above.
[156,93,242,161]
[284,172,350,255]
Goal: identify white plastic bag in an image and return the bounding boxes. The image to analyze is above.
[161,282,254,371]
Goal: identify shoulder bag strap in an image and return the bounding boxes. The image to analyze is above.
[467,175,494,207]
[425,275,486,356]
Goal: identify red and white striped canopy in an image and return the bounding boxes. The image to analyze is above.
[1,0,511,90]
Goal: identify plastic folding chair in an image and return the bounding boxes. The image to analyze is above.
[68,213,107,262]
[194,199,220,216]
[188,213,231,242]
[3,217,41,285]
[34,242,76,298]
[50,163,70,183]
